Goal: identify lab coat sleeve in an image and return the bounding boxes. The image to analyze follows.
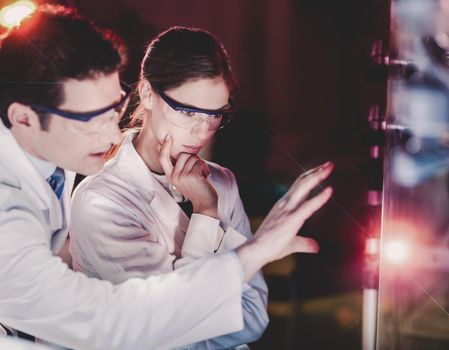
[176,169,269,349]
[0,184,245,350]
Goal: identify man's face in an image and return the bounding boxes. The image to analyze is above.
[32,72,122,175]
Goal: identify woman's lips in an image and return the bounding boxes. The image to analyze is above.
[183,145,201,154]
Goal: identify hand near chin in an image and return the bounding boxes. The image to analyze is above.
[159,134,218,218]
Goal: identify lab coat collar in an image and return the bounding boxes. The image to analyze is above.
[0,121,75,250]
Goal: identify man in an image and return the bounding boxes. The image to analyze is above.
[0,5,333,350]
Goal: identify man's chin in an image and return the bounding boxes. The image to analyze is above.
[75,161,105,176]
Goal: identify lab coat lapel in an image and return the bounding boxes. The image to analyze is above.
[0,122,73,250]
[148,176,190,241]
[115,132,190,249]
[0,122,52,210]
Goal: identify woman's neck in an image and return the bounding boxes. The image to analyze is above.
[133,124,164,174]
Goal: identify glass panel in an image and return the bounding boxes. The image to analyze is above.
[377,1,449,349]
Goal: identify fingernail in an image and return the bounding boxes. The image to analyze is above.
[320,161,332,170]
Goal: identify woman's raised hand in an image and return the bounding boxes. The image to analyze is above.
[159,134,219,218]
[237,162,334,281]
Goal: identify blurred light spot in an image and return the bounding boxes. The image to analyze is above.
[385,240,410,264]
[0,1,36,29]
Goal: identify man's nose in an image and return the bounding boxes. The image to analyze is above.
[101,120,122,145]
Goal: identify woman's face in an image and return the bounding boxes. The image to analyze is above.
[147,77,230,159]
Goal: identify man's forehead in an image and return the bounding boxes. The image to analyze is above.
[59,72,121,111]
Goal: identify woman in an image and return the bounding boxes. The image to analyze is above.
[70,27,268,349]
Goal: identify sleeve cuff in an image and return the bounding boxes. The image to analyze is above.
[181,214,224,258]
[215,227,248,254]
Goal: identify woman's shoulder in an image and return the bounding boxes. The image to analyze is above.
[205,161,236,182]
[72,157,154,211]
[205,161,239,197]
[74,159,123,198]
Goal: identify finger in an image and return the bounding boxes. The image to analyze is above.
[201,162,211,177]
[299,162,328,180]
[291,236,320,254]
[182,155,203,175]
[295,186,333,222]
[191,159,210,178]
[159,134,174,178]
[172,153,193,180]
[293,161,333,190]
[285,162,333,210]
[189,159,208,178]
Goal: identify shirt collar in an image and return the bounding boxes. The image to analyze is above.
[23,151,57,180]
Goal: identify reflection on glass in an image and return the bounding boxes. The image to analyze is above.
[378,1,449,349]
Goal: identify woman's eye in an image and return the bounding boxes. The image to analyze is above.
[180,110,196,117]
[212,114,223,119]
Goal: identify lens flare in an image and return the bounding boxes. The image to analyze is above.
[385,240,410,264]
[0,1,36,29]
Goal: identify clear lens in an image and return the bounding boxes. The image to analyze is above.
[166,110,223,131]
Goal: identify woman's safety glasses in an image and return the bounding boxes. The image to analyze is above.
[154,88,235,130]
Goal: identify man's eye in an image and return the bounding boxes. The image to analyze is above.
[180,110,196,117]
[212,114,223,119]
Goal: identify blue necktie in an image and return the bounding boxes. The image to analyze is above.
[47,167,65,199]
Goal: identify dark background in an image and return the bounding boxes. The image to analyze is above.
[3,0,391,348]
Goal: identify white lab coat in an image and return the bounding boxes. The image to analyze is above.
[70,131,269,349]
[0,120,246,350]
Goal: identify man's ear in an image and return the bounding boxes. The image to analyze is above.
[139,79,153,110]
[7,103,42,132]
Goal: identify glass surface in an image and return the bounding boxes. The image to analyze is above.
[377,1,449,349]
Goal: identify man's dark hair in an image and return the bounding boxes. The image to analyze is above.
[0,5,126,129]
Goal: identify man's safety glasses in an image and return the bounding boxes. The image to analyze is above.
[30,82,132,122]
